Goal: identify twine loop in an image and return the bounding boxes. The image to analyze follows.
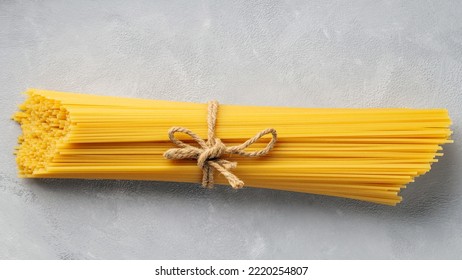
[163,101,277,189]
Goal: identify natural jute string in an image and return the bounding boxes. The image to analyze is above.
[163,101,277,189]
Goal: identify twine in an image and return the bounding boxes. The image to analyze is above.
[163,101,277,189]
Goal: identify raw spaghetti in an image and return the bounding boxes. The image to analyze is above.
[12,89,453,205]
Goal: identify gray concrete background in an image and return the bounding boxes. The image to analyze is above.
[1,0,461,259]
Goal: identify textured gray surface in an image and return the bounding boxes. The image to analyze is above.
[1,0,461,259]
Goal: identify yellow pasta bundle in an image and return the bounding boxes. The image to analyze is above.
[13,89,452,205]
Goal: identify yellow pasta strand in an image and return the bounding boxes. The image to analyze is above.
[12,88,453,206]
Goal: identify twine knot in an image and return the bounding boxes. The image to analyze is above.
[163,100,277,189]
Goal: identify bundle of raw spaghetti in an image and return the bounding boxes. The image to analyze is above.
[13,89,452,205]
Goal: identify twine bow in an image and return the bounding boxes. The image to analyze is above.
[163,101,277,189]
